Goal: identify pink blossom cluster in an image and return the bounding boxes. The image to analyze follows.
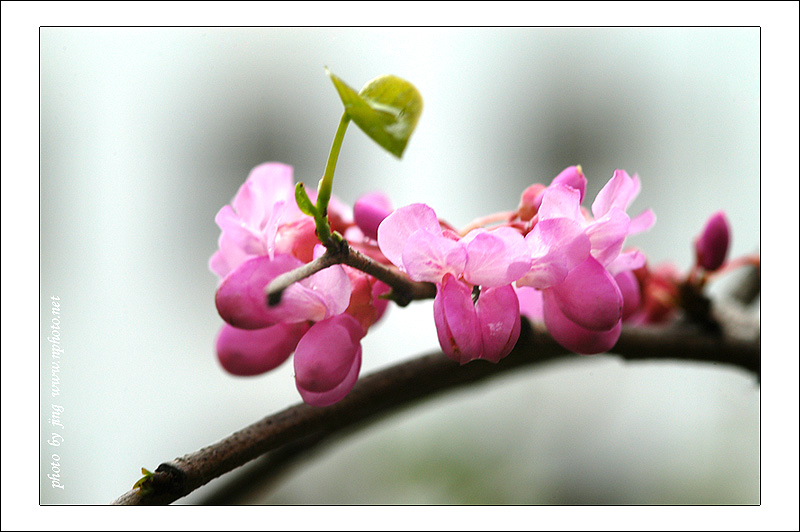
[378,165,655,359]
[210,163,657,406]
[210,163,391,406]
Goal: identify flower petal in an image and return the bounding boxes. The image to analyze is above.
[297,346,362,407]
[354,192,393,241]
[215,322,309,376]
[402,228,467,283]
[516,285,544,322]
[377,203,441,268]
[476,284,521,362]
[518,218,590,289]
[537,183,583,222]
[551,256,623,331]
[293,314,364,394]
[215,254,305,329]
[542,288,622,354]
[585,207,630,267]
[463,227,531,287]
[629,208,656,235]
[434,274,481,364]
[592,169,639,219]
[550,165,587,203]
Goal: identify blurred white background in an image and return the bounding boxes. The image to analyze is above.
[3,3,796,522]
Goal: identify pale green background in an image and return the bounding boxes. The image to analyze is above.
[39,27,760,505]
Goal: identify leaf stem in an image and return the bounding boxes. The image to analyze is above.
[314,113,351,245]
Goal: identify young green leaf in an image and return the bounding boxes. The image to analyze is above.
[294,182,318,217]
[327,69,423,158]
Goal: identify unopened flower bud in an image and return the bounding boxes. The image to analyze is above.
[354,192,393,241]
[694,211,730,271]
[517,183,546,221]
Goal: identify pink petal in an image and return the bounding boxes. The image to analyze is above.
[215,322,309,376]
[551,256,623,331]
[629,208,656,235]
[542,288,622,354]
[297,346,362,407]
[434,274,481,364]
[293,314,364,394]
[296,261,352,320]
[607,249,647,276]
[476,284,521,362]
[215,254,305,329]
[550,165,587,203]
[537,184,583,222]
[234,162,297,227]
[215,254,351,329]
[354,192,393,241]
[463,227,531,287]
[516,285,544,322]
[518,218,590,289]
[614,269,642,321]
[401,228,467,283]
[377,203,442,268]
[592,169,638,219]
[585,207,630,267]
[214,205,267,258]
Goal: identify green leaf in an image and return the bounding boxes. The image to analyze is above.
[327,69,423,158]
[294,182,318,217]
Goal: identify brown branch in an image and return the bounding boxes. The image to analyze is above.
[111,319,759,505]
[265,240,435,308]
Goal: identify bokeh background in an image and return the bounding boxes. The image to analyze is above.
[37,26,762,505]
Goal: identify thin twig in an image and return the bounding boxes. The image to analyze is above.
[111,318,759,505]
[265,241,436,308]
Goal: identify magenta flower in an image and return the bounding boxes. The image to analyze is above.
[694,210,730,271]
[377,203,530,363]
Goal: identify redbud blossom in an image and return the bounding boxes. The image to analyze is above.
[433,274,521,364]
[694,211,730,271]
[516,168,654,354]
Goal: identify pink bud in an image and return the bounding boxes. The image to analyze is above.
[517,183,546,221]
[215,322,309,376]
[694,211,730,271]
[551,165,587,203]
[354,192,393,241]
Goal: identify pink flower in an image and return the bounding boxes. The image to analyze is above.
[209,162,353,278]
[694,210,730,271]
[516,168,654,354]
[434,274,521,363]
[377,203,530,363]
[209,162,391,407]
